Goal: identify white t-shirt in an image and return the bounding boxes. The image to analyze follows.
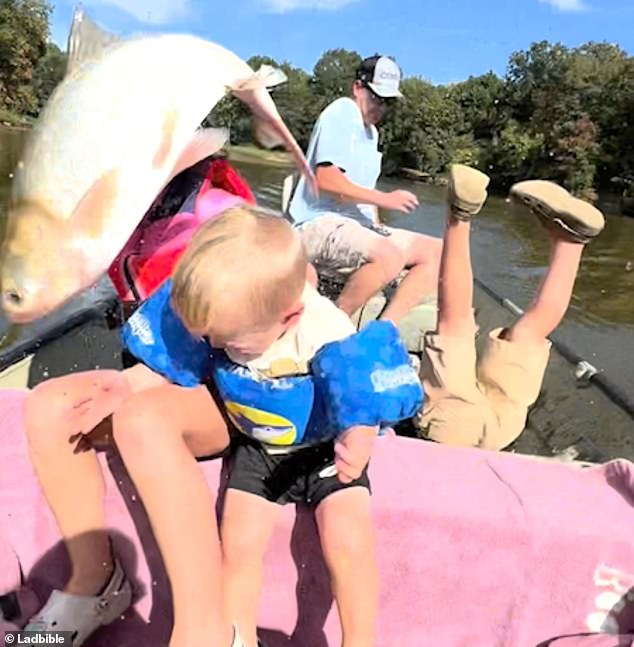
[288,97,383,226]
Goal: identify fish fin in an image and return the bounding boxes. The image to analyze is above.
[231,65,288,92]
[167,128,229,182]
[152,109,179,170]
[280,127,318,198]
[256,65,288,89]
[69,168,120,239]
[229,64,317,197]
[65,6,122,77]
[252,118,318,198]
[251,118,285,150]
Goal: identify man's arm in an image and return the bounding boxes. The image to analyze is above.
[315,163,419,214]
[316,163,385,209]
[311,100,419,214]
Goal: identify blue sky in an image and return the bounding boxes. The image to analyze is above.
[49,0,633,84]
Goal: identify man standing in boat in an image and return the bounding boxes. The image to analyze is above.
[287,54,443,324]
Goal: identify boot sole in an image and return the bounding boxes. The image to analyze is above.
[510,180,604,243]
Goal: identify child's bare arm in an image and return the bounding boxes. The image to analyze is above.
[334,425,378,484]
[69,364,169,452]
[123,362,170,393]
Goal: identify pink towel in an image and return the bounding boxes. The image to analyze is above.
[1,388,633,646]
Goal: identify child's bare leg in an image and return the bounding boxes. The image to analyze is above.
[23,364,164,595]
[436,165,491,337]
[111,383,233,647]
[221,489,281,647]
[436,217,475,337]
[506,234,584,343]
[316,488,378,647]
[506,181,605,344]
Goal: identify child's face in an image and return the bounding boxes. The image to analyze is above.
[205,300,305,360]
[210,320,288,358]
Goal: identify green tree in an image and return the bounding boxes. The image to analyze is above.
[311,48,362,110]
[480,120,544,189]
[549,114,600,197]
[505,40,573,127]
[270,62,317,149]
[568,43,634,185]
[0,0,52,115]
[503,41,600,193]
[450,72,507,142]
[32,41,67,111]
[203,94,244,143]
[247,55,278,70]
[381,78,462,176]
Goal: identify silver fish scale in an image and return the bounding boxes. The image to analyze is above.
[14,35,243,222]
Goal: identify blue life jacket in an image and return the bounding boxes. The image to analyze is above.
[121,279,424,446]
[209,351,336,446]
[121,279,212,388]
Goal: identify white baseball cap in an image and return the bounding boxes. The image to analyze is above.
[355,55,403,99]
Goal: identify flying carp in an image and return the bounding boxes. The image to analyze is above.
[0,10,316,323]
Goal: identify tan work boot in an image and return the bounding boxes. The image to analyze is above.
[509,180,605,243]
[447,164,491,220]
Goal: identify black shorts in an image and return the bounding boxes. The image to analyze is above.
[226,433,371,506]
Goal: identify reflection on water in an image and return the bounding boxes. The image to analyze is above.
[376,176,634,331]
[1,126,633,392]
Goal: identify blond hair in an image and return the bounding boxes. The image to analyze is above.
[171,206,307,336]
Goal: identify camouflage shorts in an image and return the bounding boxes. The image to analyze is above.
[295,214,394,281]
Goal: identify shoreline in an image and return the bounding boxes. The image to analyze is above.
[2,130,630,216]
[0,123,30,132]
[226,144,295,168]
[0,118,32,132]
[228,149,629,213]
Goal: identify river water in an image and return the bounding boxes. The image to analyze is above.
[1,127,633,395]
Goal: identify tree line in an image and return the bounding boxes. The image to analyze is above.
[2,0,633,202]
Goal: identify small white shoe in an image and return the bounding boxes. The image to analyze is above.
[231,626,245,647]
[23,559,132,646]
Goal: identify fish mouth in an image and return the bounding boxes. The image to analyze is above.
[0,282,61,325]
[4,313,37,325]
[1,255,87,324]
[1,302,52,325]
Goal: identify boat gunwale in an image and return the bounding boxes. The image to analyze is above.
[0,297,120,374]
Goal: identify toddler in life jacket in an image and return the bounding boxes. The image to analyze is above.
[121,205,423,647]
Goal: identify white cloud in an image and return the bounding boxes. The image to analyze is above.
[538,0,588,12]
[84,0,191,25]
[258,0,360,13]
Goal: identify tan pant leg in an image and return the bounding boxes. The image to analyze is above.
[475,327,551,449]
[418,331,500,448]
